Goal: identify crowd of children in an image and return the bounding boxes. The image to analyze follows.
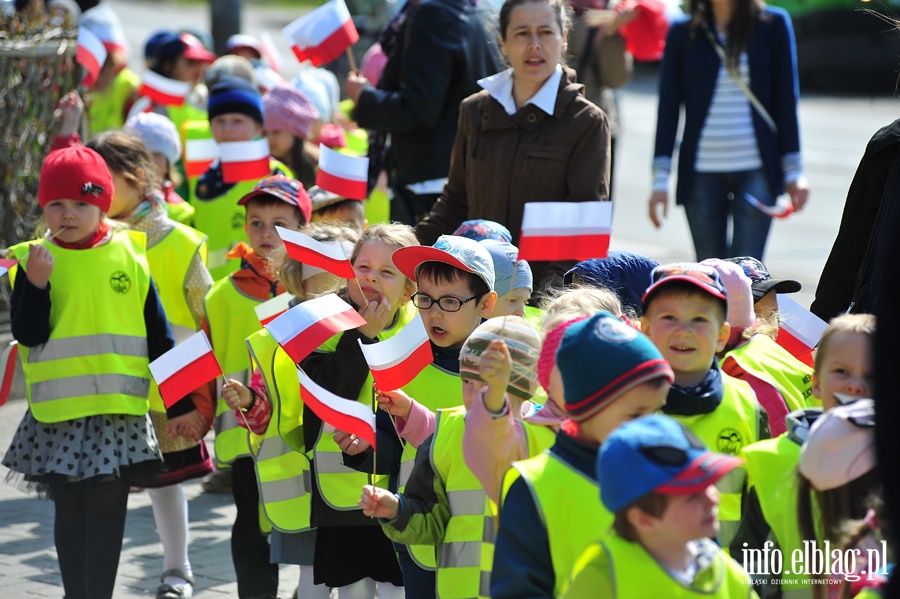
[1,2,892,599]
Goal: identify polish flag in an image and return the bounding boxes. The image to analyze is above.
[518,201,612,262]
[264,294,367,364]
[282,0,359,67]
[220,139,271,184]
[298,367,376,448]
[139,70,192,106]
[260,31,283,74]
[745,194,795,219]
[255,292,294,326]
[358,315,433,391]
[76,26,107,87]
[0,342,18,407]
[0,259,18,278]
[149,331,222,409]
[184,138,219,178]
[276,226,356,279]
[316,145,368,200]
[775,295,828,368]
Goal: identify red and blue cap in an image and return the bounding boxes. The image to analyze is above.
[238,175,312,224]
[642,262,728,309]
[598,414,743,513]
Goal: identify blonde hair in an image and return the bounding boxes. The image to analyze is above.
[539,286,623,339]
[271,222,360,298]
[814,314,876,376]
[348,222,419,265]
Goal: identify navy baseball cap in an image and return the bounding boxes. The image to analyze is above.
[642,262,728,309]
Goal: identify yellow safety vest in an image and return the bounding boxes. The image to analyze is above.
[165,102,208,147]
[668,375,761,549]
[501,448,614,597]
[523,305,544,333]
[182,119,214,206]
[721,334,817,412]
[165,200,195,228]
[246,329,312,533]
[88,67,141,135]
[598,534,752,598]
[204,276,265,464]
[12,231,152,423]
[193,158,291,281]
[742,436,811,596]
[311,302,417,511]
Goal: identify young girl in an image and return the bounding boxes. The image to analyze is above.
[263,82,322,191]
[86,131,215,599]
[812,313,875,410]
[298,223,420,599]
[221,222,359,599]
[1,146,198,599]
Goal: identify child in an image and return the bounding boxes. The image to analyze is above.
[88,130,215,599]
[797,399,882,599]
[310,185,367,233]
[492,311,674,597]
[1,146,196,599]
[735,313,875,597]
[124,111,195,226]
[360,316,546,599]
[480,239,533,318]
[194,75,292,280]
[563,250,660,319]
[198,174,311,598]
[564,414,755,598]
[725,256,802,324]
[263,82,322,190]
[640,262,768,548]
[298,224,422,598]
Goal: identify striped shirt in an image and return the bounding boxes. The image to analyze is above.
[695,49,763,173]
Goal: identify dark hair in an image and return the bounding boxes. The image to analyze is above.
[87,131,160,198]
[243,195,307,226]
[286,140,318,190]
[687,0,765,69]
[498,0,572,41]
[417,261,490,298]
[613,493,671,542]
[643,280,728,323]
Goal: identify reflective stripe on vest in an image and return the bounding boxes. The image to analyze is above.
[205,277,264,463]
[601,534,752,597]
[721,334,815,413]
[742,436,812,592]
[500,449,613,597]
[667,374,761,549]
[12,231,152,423]
[432,406,494,599]
[312,302,417,511]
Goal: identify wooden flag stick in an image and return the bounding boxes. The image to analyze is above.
[345,47,358,74]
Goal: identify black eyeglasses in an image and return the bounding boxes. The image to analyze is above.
[411,292,481,313]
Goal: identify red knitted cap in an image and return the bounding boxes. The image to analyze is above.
[39,146,114,212]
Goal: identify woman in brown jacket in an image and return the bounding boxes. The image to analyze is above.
[416,0,612,293]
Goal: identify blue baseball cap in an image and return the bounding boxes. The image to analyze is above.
[453,219,512,243]
[479,239,533,296]
[598,414,743,513]
[642,262,728,309]
[393,234,495,291]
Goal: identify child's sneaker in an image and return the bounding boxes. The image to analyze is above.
[200,468,232,493]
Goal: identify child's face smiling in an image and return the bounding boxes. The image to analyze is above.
[347,240,414,313]
[43,199,103,245]
[813,330,873,410]
[416,272,496,348]
[244,202,303,260]
[641,292,730,388]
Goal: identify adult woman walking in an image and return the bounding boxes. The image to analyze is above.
[416,0,611,293]
[647,0,809,261]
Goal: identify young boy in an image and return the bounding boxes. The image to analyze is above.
[479,239,533,319]
[309,184,367,232]
[199,174,311,598]
[564,415,756,598]
[639,263,768,548]
[193,75,292,280]
[360,316,547,599]
[492,311,675,598]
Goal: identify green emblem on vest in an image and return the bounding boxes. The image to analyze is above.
[110,271,131,294]
[717,428,744,455]
[231,211,244,229]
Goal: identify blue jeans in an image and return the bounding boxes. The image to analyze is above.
[683,169,774,260]
[394,542,435,599]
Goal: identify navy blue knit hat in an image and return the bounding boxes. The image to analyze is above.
[208,75,263,124]
[557,312,673,423]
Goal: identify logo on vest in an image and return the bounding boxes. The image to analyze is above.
[232,211,244,229]
[110,271,131,294]
[716,428,744,455]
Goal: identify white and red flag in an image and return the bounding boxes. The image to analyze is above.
[219,139,271,184]
[0,342,18,407]
[518,201,612,262]
[149,331,222,409]
[298,367,376,448]
[775,295,827,367]
[184,138,219,178]
[255,292,294,326]
[139,70,192,106]
[76,26,107,87]
[282,0,359,67]
[358,314,432,391]
[745,194,795,219]
[316,145,368,200]
[276,226,356,279]
[0,259,18,278]
[264,294,366,364]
